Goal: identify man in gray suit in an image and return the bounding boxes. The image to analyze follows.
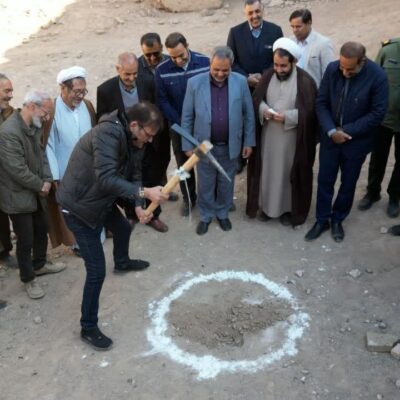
[289,9,334,87]
[181,46,255,235]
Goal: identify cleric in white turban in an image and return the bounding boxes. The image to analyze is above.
[272,37,302,61]
[56,66,87,85]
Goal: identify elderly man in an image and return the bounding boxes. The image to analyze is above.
[43,66,96,255]
[0,74,16,271]
[156,32,210,216]
[358,37,400,219]
[0,91,66,299]
[227,0,283,173]
[246,38,318,226]
[97,52,169,232]
[289,8,334,87]
[181,46,255,234]
[57,102,168,350]
[305,42,388,242]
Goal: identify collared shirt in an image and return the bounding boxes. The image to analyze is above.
[249,21,263,38]
[119,79,139,110]
[294,29,315,69]
[210,76,229,144]
[46,96,92,180]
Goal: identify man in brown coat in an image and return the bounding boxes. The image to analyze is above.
[246,38,318,226]
[0,90,65,299]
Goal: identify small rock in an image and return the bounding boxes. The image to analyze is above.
[365,268,374,274]
[301,369,310,375]
[200,9,214,16]
[377,394,383,400]
[305,289,312,295]
[114,17,124,24]
[300,376,306,383]
[395,379,400,388]
[339,327,346,333]
[380,227,388,234]
[378,322,387,330]
[95,30,106,35]
[295,270,304,278]
[171,19,179,24]
[157,20,165,25]
[348,269,362,279]
[391,344,400,360]
[33,316,42,324]
[366,332,399,352]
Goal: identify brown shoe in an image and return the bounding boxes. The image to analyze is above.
[147,218,168,233]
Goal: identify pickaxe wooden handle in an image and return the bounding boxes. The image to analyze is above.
[144,141,212,217]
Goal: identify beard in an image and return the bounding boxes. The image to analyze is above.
[275,66,293,81]
[32,115,42,128]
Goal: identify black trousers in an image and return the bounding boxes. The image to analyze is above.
[367,125,400,200]
[9,208,48,283]
[0,210,12,258]
[170,131,197,204]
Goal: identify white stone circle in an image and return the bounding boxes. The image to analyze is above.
[146,270,310,380]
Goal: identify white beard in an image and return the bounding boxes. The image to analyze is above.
[32,115,42,128]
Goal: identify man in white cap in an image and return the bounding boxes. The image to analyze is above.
[42,66,97,255]
[246,37,318,227]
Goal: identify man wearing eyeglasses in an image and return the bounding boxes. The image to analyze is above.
[0,90,66,300]
[42,66,96,256]
[97,52,170,233]
[57,102,169,350]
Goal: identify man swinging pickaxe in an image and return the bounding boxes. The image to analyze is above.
[145,124,231,217]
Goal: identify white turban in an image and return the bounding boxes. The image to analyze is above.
[56,66,87,85]
[272,38,302,61]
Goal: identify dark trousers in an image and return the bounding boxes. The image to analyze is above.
[316,144,367,223]
[170,131,197,204]
[0,210,12,258]
[366,125,400,200]
[9,208,48,283]
[197,145,237,222]
[64,206,131,329]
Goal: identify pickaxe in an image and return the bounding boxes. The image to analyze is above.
[144,123,231,217]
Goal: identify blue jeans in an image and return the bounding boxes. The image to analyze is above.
[64,206,131,329]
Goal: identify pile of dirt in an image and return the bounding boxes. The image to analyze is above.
[153,0,223,12]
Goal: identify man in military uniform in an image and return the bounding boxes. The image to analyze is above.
[358,38,400,219]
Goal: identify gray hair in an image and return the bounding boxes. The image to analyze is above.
[23,90,51,106]
[210,46,234,64]
[0,73,9,82]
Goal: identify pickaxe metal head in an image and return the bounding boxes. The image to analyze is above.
[170,124,232,183]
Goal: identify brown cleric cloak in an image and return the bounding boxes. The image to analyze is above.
[41,98,97,248]
[246,66,318,226]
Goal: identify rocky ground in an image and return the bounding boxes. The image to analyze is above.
[1,0,400,399]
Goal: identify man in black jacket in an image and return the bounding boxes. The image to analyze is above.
[57,102,168,350]
[97,52,171,232]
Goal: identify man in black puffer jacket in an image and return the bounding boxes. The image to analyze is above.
[57,102,168,350]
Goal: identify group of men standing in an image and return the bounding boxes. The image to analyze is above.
[0,0,399,349]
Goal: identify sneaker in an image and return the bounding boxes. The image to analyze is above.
[81,326,113,351]
[35,262,66,276]
[114,259,150,273]
[24,279,45,299]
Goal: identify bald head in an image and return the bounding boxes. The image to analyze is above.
[116,52,138,90]
[339,42,366,78]
[0,73,13,111]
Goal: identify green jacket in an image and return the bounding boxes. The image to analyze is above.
[375,37,400,132]
[0,110,52,214]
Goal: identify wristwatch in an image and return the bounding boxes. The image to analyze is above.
[138,187,145,198]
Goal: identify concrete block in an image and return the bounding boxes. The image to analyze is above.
[366,332,398,352]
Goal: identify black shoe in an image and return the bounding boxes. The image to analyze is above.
[331,221,345,242]
[196,221,210,235]
[279,212,291,226]
[168,192,179,202]
[257,211,271,222]
[388,224,400,236]
[387,198,399,218]
[72,247,82,258]
[304,221,330,241]
[217,218,232,231]
[81,326,113,351]
[236,157,247,174]
[0,299,7,310]
[114,259,150,273]
[229,203,236,212]
[181,201,195,217]
[0,254,17,269]
[357,194,380,211]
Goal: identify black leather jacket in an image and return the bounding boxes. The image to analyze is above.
[57,110,144,228]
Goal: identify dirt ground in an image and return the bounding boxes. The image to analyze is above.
[1,0,400,399]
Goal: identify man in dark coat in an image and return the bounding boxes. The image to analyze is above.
[57,102,168,351]
[305,42,388,242]
[97,51,170,232]
[246,38,318,227]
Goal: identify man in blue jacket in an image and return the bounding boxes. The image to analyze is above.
[305,42,388,242]
[155,32,209,216]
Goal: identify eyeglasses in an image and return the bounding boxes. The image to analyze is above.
[139,124,156,140]
[144,51,162,59]
[34,104,50,118]
[69,88,88,97]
